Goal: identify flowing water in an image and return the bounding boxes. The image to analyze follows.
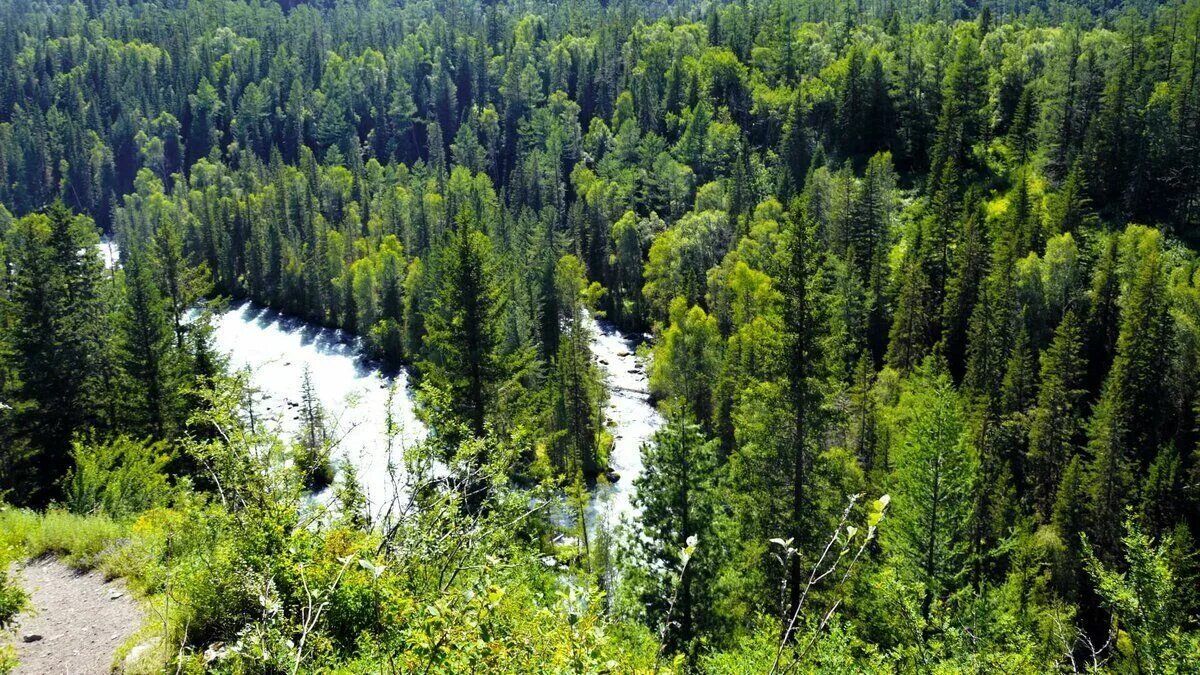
[99,239,660,530]
[585,318,663,532]
[98,237,119,269]
[210,308,664,531]
[210,301,425,520]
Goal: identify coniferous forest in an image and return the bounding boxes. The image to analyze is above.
[1,0,1200,671]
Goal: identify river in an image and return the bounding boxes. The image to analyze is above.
[210,302,425,521]
[586,319,662,531]
[97,238,659,530]
[208,306,662,533]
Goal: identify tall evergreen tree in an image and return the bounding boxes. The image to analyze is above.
[631,414,720,658]
[885,357,975,621]
[550,254,604,478]
[5,205,109,503]
[118,243,178,437]
[424,228,500,442]
[1026,310,1088,521]
[779,201,827,629]
[1084,228,1172,556]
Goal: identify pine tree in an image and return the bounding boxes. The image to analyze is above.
[846,353,879,473]
[1084,235,1120,395]
[550,255,604,478]
[886,231,937,371]
[928,29,987,198]
[1103,229,1173,460]
[631,413,720,658]
[1043,452,1090,604]
[1046,159,1096,236]
[609,211,650,330]
[941,206,989,379]
[964,243,1018,404]
[424,229,499,442]
[850,152,896,360]
[780,90,811,198]
[153,215,209,350]
[835,46,867,159]
[6,205,110,503]
[1026,310,1088,521]
[885,357,975,620]
[1006,85,1037,166]
[118,242,178,437]
[1084,228,1173,556]
[780,202,827,628]
[296,367,333,491]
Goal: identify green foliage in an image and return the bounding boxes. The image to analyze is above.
[1027,310,1088,520]
[66,436,173,519]
[0,508,123,570]
[0,524,26,633]
[884,358,975,620]
[549,254,606,477]
[630,414,721,659]
[1,0,1200,671]
[0,535,24,675]
[294,368,335,492]
[3,206,111,503]
[1085,519,1200,673]
[649,298,722,427]
[423,228,501,443]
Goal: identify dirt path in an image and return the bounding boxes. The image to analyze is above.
[6,558,143,674]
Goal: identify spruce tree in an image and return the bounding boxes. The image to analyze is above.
[885,357,975,621]
[631,414,720,658]
[1026,310,1088,521]
[6,206,111,502]
[424,228,499,441]
[779,201,827,629]
[118,242,178,437]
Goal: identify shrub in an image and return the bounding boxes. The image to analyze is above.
[0,521,26,630]
[66,436,173,519]
[294,442,335,492]
[0,569,26,631]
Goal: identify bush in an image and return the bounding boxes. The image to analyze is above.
[294,443,334,492]
[0,567,26,632]
[0,517,26,630]
[66,436,173,519]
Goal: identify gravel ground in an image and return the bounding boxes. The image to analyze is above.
[5,558,142,674]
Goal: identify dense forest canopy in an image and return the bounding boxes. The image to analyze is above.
[1,0,1200,671]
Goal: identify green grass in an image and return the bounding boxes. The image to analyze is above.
[0,506,124,570]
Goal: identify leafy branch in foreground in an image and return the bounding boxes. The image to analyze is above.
[771,493,890,674]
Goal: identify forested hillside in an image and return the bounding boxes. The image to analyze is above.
[1,0,1200,671]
